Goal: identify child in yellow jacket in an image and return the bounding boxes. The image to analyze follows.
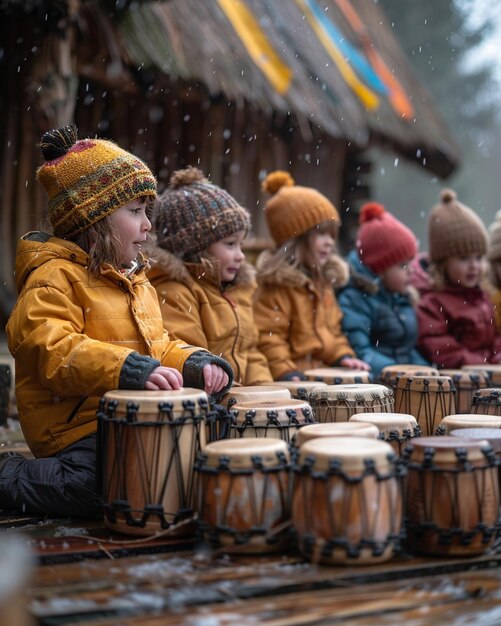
[149,168,272,386]
[254,171,370,380]
[1,125,232,518]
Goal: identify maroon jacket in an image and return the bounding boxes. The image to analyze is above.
[417,285,501,368]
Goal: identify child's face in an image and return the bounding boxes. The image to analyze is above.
[207,229,246,282]
[108,199,151,266]
[307,225,335,269]
[444,254,484,288]
[381,259,413,294]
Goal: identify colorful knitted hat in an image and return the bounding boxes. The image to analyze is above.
[356,202,418,274]
[37,124,157,238]
[262,171,339,247]
[154,167,251,257]
[488,210,501,261]
[428,188,487,263]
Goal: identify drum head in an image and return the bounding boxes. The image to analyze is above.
[304,368,370,384]
[203,437,289,468]
[102,388,208,414]
[295,422,379,447]
[299,436,394,471]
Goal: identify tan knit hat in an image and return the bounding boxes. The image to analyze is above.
[428,188,487,263]
[488,210,501,261]
[262,171,339,246]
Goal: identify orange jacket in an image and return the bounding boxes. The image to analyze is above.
[6,233,200,457]
[149,249,272,385]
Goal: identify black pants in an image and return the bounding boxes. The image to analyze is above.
[0,434,100,518]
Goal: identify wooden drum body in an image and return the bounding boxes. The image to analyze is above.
[439,369,490,414]
[97,388,209,535]
[309,384,394,423]
[350,413,421,455]
[293,437,403,564]
[229,399,315,442]
[470,388,501,416]
[195,438,291,552]
[394,375,456,436]
[304,367,370,385]
[403,436,499,556]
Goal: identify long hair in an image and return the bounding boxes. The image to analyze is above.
[260,224,339,286]
[43,198,154,278]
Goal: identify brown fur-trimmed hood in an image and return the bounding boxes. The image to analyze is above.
[255,249,349,289]
[148,247,256,289]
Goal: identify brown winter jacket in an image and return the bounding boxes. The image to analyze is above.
[148,248,272,386]
[253,252,354,380]
[416,284,501,368]
[6,233,203,458]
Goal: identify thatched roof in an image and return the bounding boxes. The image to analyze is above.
[92,0,459,178]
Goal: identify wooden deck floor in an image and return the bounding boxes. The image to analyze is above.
[2,512,501,626]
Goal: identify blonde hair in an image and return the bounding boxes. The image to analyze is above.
[262,222,338,286]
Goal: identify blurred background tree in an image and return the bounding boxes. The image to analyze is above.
[371,0,501,249]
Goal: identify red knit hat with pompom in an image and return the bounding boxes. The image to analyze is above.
[356,202,418,273]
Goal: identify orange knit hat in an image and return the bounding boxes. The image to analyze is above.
[262,171,339,246]
[356,202,417,273]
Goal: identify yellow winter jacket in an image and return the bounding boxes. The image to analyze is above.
[148,249,272,386]
[254,252,354,380]
[6,233,200,457]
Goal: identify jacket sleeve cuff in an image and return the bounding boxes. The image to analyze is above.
[183,351,234,400]
[119,352,160,390]
[332,355,354,366]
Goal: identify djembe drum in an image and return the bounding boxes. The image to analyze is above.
[229,399,315,442]
[294,422,380,448]
[304,367,370,385]
[436,413,501,435]
[272,380,327,401]
[450,427,501,498]
[379,364,439,390]
[402,436,499,556]
[195,438,291,552]
[97,388,209,535]
[394,375,456,436]
[462,364,500,386]
[439,369,490,414]
[350,413,421,456]
[470,388,501,416]
[293,437,403,564]
[223,385,291,409]
[309,384,394,423]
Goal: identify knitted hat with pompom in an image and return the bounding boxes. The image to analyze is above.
[356,202,418,274]
[261,171,339,247]
[37,124,157,238]
[428,188,487,263]
[154,167,250,259]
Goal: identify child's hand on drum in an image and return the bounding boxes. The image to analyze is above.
[145,366,183,390]
[203,364,229,395]
[339,357,371,371]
